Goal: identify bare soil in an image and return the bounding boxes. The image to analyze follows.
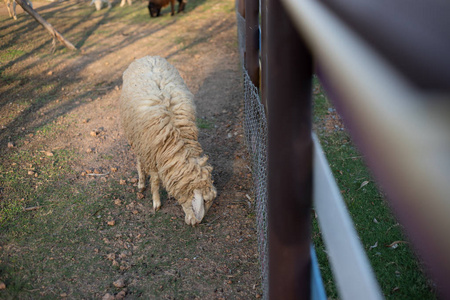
[0,0,261,298]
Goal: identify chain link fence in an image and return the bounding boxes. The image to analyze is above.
[237,9,269,299]
[243,68,269,299]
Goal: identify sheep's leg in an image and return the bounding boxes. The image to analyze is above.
[137,157,147,192]
[149,171,161,211]
[6,0,13,18]
[7,1,17,20]
[12,1,17,19]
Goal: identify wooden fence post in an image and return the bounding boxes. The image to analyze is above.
[245,0,260,87]
[265,0,313,298]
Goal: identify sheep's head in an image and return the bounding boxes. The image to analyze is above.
[182,185,217,226]
[176,155,216,226]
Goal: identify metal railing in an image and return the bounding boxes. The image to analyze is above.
[238,0,450,299]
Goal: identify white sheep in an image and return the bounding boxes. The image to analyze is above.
[120,56,217,226]
[120,0,132,7]
[5,0,32,20]
[90,0,111,11]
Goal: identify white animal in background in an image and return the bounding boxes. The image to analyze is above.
[120,0,131,7]
[90,0,111,11]
[120,56,217,226]
[5,0,33,20]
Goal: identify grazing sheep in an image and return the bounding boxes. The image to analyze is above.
[120,56,216,226]
[148,0,186,17]
[90,0,111,11]
[5,0,32,20]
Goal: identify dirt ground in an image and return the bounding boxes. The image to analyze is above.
[0,0,261,298]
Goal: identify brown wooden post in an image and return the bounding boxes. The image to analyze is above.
[260,0,268,112]
[265,0,313,298]
[245,0,260,87]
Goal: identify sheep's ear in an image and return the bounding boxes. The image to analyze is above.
[192,189,205,222]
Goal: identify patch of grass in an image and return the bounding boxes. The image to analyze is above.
[0,72,23,85]
[0,148,76,226]
[108,2,154,24]
[197,118,213,129]
[0,49,27,62]
[312,77,436,299]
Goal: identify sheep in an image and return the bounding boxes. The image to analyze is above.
[148,0,186,18]
[90,0,111,11]
[119,56,216,226]
[120,0,132,7]
[5,0,32,20]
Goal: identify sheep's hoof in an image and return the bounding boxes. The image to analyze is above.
[153,202,161,212]
[138,184,146,193]
[184,213,200,226]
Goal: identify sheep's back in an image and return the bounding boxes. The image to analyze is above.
[120,56,200,168]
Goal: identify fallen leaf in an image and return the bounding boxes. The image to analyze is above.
[386,241,408,248]
[45,151,54,156]
[7,142,14,148]
[0,281,5,290]
[102,293,115,300]
[369,241,378,250]
[115,289,127,300]
[358,180,369,190]
[113,278,126,288]
[107,220,115,226]
[373,218,379,224]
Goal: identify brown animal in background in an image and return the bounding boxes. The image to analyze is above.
[148,0,186,17]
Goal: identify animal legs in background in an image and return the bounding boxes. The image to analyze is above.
[90,0,111,11]
[6,0,33,20]
[120,0,132,7]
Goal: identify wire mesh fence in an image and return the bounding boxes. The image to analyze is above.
[243,68,269,299]
[237,8,269,299]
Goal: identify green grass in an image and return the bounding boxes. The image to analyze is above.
[0,49,27,62]
[312,77,436,299]
[0,148,76,225]
[196,118,213,129]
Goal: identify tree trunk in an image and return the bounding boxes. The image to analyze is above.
[14,0,77,52]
